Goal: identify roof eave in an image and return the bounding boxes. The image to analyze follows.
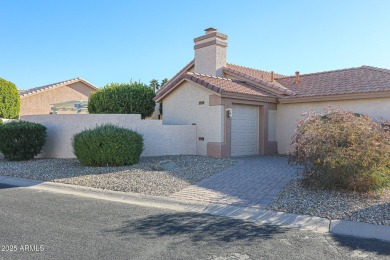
[278,91,390,103]
[222,91,278,103]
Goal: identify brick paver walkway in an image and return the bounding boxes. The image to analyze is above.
[170,156,298,208]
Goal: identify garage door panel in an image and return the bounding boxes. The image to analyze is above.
[247,120,256,128]
[231,104,259,156]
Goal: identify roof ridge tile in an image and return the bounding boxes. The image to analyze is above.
[361,65,390,75]
[227,63,287,77]
[223,67,296,96]
[188,72,234,82]
[276,66,365,79]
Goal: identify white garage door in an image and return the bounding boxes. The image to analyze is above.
[231,104,259,156]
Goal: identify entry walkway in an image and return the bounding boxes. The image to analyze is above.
[170,156,298,208]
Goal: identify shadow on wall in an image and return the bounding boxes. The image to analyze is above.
[105,212,290,243]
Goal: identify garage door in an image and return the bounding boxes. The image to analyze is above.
[231,104,259,156]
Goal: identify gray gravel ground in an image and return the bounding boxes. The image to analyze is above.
[0,155,235,196]
[267,179,390,226]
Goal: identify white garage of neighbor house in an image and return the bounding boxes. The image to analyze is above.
[155,28,390,157]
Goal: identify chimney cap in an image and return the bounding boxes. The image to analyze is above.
[204,27,217,34]
[295,71,300,83]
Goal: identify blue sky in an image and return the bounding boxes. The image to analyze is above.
[1,0,390,89]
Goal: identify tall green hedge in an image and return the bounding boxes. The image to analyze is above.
[0,78,20,119]
[88,82,155,119]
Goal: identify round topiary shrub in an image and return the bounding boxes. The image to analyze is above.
[0,121,47,161]
[0,78,20,119]
[73,124,144,166]
[289,108,390,192]
[88,82,156,119]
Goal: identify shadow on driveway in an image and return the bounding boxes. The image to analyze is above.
[0,183,18,189]
[331,234,390,256]
[106,212,289,243]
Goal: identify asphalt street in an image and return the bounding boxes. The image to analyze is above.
[0,183,389,260]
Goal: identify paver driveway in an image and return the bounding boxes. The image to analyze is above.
[170,156,298,208]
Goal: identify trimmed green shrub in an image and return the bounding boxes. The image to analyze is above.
[0,78,20,119]
[0,121,47,161]
[88,82,156,119]
[289,108,390,192]
[73,124,144,166]
[0,119,3,125]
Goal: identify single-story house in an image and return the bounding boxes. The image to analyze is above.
[155,28,390,157]
[19,78,97,116]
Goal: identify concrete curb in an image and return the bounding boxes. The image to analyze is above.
[330,220,390,242]
[0,176,209,213]
[203,203,330,233]
[1,176,389,243]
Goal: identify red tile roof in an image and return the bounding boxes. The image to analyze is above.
[184,72,274,97]
[155,60,390,102]
[226,63,286,80]
[275,66,390,98]
[223,66,295,96]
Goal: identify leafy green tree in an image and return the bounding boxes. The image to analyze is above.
[149,79,160,92]
[88,82,155,119]
[160,78,169,88]
[0,78,20,119]
[149,78,169,92]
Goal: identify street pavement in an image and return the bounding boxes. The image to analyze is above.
[0,184,389,260]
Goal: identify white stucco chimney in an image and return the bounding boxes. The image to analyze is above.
[194,28,228,77]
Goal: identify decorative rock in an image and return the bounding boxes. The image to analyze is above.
[0,155,235,197]
[151,160,178,171]
[267,179,390,226]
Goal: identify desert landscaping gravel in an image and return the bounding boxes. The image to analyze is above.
[2,155,389,226]
[0,155,235,196]
[267,179,390,226]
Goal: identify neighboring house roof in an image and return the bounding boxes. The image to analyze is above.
[19,77,98,98]
[156,62,390,103]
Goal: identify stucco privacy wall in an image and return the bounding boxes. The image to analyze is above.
[276,97,390,154]
[21,114,196,158]
[162,81,224,156]
[20,82,93,116]
[268,110,276,142]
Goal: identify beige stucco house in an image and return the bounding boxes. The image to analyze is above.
[155,28,390,157]
[19,78,97,116]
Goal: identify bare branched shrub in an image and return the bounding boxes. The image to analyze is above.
[289,108,390,192]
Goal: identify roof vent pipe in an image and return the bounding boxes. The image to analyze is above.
[270,71,274,82]
[295,71,300,83]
